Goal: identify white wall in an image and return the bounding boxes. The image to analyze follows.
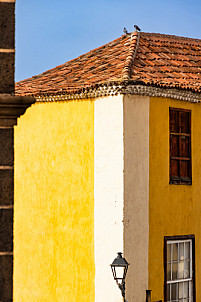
[94,95,124,302]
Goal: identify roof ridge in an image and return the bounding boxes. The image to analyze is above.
[122,31,140,80]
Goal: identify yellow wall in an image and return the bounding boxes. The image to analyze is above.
[14,100,95,302]
[149,97,201,301]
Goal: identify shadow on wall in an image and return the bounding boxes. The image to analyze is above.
[146,290,162,302]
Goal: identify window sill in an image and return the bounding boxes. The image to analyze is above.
[169,177,192,185]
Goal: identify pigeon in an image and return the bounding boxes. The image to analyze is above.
[134,25,141,32]
[123,27,128,34]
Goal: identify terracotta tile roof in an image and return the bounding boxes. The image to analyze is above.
[15,32,201,96]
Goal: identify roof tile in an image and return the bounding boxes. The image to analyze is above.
[15,32,201,96]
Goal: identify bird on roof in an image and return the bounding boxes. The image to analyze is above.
[134,25,141,32]
[123,27,128,34]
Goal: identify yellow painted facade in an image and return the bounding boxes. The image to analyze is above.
[13,94,201,302]
[14,100,95,302]
[149,97,201,301]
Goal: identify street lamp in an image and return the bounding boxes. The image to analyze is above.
[110,252,129,302]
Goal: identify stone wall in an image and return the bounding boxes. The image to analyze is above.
[0,2,15,301]
[0,2,15,94]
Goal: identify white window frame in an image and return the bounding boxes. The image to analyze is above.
[165,238,194,302]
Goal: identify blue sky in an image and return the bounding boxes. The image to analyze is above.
[16,0,201,82]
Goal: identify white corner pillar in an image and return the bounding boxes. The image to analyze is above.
[94,95,124,302]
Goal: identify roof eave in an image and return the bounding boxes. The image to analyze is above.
[30,81,201,103]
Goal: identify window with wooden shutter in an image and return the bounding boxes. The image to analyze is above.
[169,108,191,184]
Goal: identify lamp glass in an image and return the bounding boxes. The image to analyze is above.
[115,266,125,281]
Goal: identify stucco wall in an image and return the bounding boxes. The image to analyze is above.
[14,100,95,302]
[123,95,150,302]
[149,97,201,301]
[14,93,201,302]
[94,95,124,302]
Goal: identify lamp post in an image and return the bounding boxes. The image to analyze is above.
[110,252,129,302]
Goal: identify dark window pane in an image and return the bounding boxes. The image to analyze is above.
[180,112,190,134]
[184,260,190,279]
[170,135,179,157]
[170,110,179,133]
[180,136,190,158]
[167,263,171,281]
[0,255,13,301]
[184,281,189,298]
[167,244,171,262]
[180,161,190,178]
[173,243,178,261]
[179,282,183,299]
[172,262,178,280]
[167,284,170,301]
[170,160,179,177]
[185,242,190,260]
[0,209,13,252]
[171,283,177,300]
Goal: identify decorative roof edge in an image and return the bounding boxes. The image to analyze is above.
[124,85,201,102]
[35,83,201,103]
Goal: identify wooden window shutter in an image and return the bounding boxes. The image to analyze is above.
[169,108,191,184]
